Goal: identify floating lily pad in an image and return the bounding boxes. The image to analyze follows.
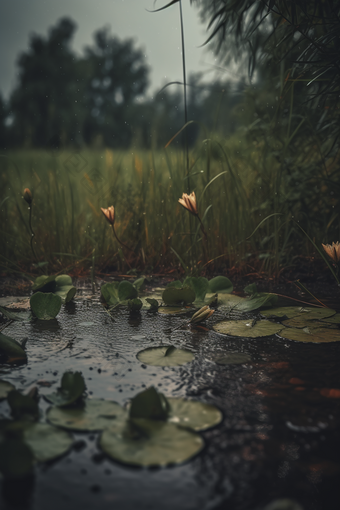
[320,314,340,324]
[54,275,76,304]
[167,398,222,431]
[32,274,56,293]
[101,282,119,306]
[0,380,15,400]
[47,398,127,431]
[0,332,27,362]
[162,286,195,306]
[137,346,194,367]
[7,390,39,421]
[158,306,188,315]
[23,422,73,462]
[217,293,245,307]
[208,276,233,294]
[30,292,62,320]
[44,371,86,407]
[212,352,252,365]
[183,277,209,301]
[118,281,138,301]
[100,418,204,467]
[278,326,340,343]
[213,319,283,338]
[261,306,336,320]
[236,293,278,312]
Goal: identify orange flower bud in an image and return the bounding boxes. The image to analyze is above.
[178,192,198,216]
[101,206,115,226]
[322,242,340,263]
[23,188,33,205]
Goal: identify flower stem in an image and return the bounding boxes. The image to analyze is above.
[112,226,134,269]
[28,205,38,263]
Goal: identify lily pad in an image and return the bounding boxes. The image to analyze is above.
[236,293,278,312]
[0,332,27,362]
[320,313,340,324]
[23,422,74,462]
[101,282,119,306]
[158,306,188,315]
[100,418,204,467]
[217,293,245,307]
[128,298,143,311]
[278,326,340,343]
[162,286,195,306]
[212,352,252,365]
[30,292,62,320]
[7,390,39,421]
[47,398,127,431]
[129,387,169,420]
[261,306,336,320]
[213,319,283,338]
[32,275,56,293]
[137,346,195,367]
[208,276,233,294]
[118,281,138,301]
[44,371,86,407]
[133,278,145,292]
[183,277,209,301]
[0,380,15,400]
[167,398,222,431]
[54,275,76,304]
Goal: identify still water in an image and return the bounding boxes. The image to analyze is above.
[1,293,340,510]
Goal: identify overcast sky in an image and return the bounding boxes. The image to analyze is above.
[0,0,232,100]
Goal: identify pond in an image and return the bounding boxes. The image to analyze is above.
[1,288,340,510]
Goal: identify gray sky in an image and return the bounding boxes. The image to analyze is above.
[0,0,229,100]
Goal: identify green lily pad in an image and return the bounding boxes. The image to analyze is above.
[166,280,183,289]
[162,286,195,306]
[101,282,119,306]
[213,319,283,338]
[47,398,127,431]
[7,390,39,421]
[278,326,340,343]
[30,292,62,320]
[217,293,245,307]
[23,422,73,462]
[129,387,169,420]
[137,346,195,367]
[158,306,188,315]
[128,298,143,311]
[167,398,222,431]
[212,352,252,365]
[44,371,86,407]
[0,380,15,400]
[54,276,76,304]
[320,313,340,324]
[208,276,233,294]
[236,293,278,312]
[32,275,56,293]
[133,278,145,292]
[99,418,204,467]
[183,277,209,301]
[118,281,138,301]
[0,332,27,362]
[261,306,336,320]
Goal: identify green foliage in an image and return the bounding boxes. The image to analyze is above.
[127,298,143,311]
[32,274,76,304]
[30,292,62,320]
[44,371,86,407]
[0,333,27,362]
[137,345,195,367]
[101,280,139,307]
[7,391,39,421]
[162,286,196,305]
[129,387,169,421]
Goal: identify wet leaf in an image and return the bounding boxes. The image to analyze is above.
[278,326,340,343]
[47,398,127,431]
[212,352,252,365]
[145,298,159,310]
[158,306,188,314]
[44,371,86,407]
[133,277,145,292]
[7,391,39,421]
[100,418,204,467]
[217,293,245,307]
[162,286,195,305]
[118,281,138,301]
[54,275,76,303]
[208,276,233,294]
[261,306,336,320]
[127,298,143,311]
[23,422,73,462]
[129,387,169,420]
[183,277,209,301]
[32,275,56,293]
[30,292,62,320]
[0,380,15,400]
[0,333,27,362]
[0,306,24,321]
[213,319,283,338]
[166,280,183,289]
[236,292,278,312]
[101,282,119,306]
[137,346,194,366]
[167,398,222,431]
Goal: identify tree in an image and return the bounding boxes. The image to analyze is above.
[9,18,86,148]
[82,28,150,148]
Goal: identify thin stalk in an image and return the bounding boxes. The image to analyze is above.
[28,204,38,263]
[112,226,133,270]
[91,248,95,294]
[178,0,189,188]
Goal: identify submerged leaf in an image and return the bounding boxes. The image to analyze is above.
[30,292,62,320]
[213,319,283,338]
[167,398,222,431]
[100,418,204,467]
[158,306,188,314]
[47,398,127,431]
[32,275,56,293]
[137,346,194,367]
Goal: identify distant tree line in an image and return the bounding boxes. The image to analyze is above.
[0,17,240,150]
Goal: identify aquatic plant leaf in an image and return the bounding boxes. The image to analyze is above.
[208,276,233,294]
[128,298,143,311]
[7,390,39,421]
[133,277,145,292]
[158,306,188,314]
[212,352,252,365]
[32,275,56,293]
[0,306,24,321]
[261,306,336,320]
[101,282,119,306]
[320,313,340,324]
[55,275,73,287]
[100,418,204,467]
[118,281,138,301]
[47,399,127,431]
[145,298,159,309]
[183,277,209,301]
[162,286,195,305]
[236,293,278,312]
[0,380,15,400]
[0,332,27,362]
[0,437,34,479]
[166,280,183,288]
[244,283,258,295]
[167,398,222,431]
[278,326,340,343]
[217,293,245,307]
[213,319,283,338]
[44,371,86,407]
[30,292,62,320]
[137,346,194,366]
[23,422,73,462]
[129,387,169,420]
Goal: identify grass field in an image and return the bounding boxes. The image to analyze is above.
[0,137,336,278]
